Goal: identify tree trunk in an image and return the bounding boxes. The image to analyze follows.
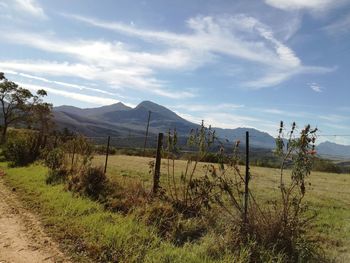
[1,124,7,144]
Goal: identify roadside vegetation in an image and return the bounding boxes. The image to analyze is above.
[1,73,349,262]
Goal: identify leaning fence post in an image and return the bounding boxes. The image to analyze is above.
[104,136,111,174]
[71,143,76,169]
[153,133,163,194]
[243,131,250,226]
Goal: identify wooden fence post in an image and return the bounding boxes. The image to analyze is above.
[143,111,152,156]
[71,143,76,169]
[104,136,111,174]
[153,133,163,194]
[243,131,250,225]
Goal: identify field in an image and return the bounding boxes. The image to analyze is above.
[1,154,350,262]
[95,155,350,261]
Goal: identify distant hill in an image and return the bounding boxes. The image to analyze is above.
[53,100,277,149]
[317,141,350,159]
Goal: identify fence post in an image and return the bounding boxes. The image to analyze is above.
[71,143,76,169]
[104,136,111,174]
[143,110,152,156]
[54,135,58,148]
[153,133,163,194]
[243,131,250,226]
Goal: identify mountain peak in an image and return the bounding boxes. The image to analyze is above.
[136,100,161,109]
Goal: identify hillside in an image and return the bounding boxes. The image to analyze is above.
[53,100,277,149]
[317,141,350,159]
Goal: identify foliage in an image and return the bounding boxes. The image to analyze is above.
[44,147,68,184]
[104,179,150,214]
[163,122,217,217]
[3,129,39,167]
[67,165,107,199]
[275,121,317,225]
[0,73,51,143]
[94,144,117,155]
[46,168,69,185]
[44,147,65,170]
[312,158,343,173]
[62,135,94,173]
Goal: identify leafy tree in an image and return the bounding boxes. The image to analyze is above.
[0,73,51,144]
[0,73,33,143]
[30,90,54,154]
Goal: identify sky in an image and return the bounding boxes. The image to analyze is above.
[0,0,350,144]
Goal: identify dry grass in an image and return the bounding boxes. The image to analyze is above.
[93,154,350,262]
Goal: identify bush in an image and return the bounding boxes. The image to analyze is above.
[62,135,93,173]
[3,130,38,167]
[104,180,150,214]
[67,166,107,199]
[94,145,117,155]
[141,201,207,246]
[312,158,342,173]
[46,168,68,185]
[44,147,65,170]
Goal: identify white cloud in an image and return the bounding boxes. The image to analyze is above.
[319,114,348,123]
[65,13,334,89]
[1,0,47,19]
[265,0,349,12]
[245,66,335,89]
[309,82,323,92]
[17,82,119,105]
[5,70,117,96]
[171,103,244,112]
[0,13,335,96]
[68,14,301,69]
[0,60,195,99]
[323,12,350,34]
[15,0,46,18]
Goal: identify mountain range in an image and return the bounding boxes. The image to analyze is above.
[53,101,276,149]
[52,101,350,158]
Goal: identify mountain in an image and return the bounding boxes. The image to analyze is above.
[214,127,276,149]
[317,141,350,159]
[55,102,131,117]
[53,100,277,149]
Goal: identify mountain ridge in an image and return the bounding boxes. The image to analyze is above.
[53,101,276,148]
[52,101,350,157]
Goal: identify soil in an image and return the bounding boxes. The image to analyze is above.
[0,176,71,263]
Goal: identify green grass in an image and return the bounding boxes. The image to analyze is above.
[93,155,350,262]
[0,162,252,263]
[2,155,350,262]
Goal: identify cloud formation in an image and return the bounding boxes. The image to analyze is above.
[265,0,349,12]
[309,82,323,92]
[1,0,47,19]
[66,13,333,89]
[17,82,120,105]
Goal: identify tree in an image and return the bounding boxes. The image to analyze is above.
[0,73,51,144]
[30,92,54,155]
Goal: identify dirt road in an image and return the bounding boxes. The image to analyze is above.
[0,177,71,263]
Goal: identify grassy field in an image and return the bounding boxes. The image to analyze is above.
[1,154,349,262]
[1,162,237,263]
[94,154,350,262]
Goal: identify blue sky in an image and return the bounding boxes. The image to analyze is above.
[1,0,350,144]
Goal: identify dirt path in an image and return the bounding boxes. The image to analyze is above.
[0,177,71,263]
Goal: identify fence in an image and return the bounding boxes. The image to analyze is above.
[37,129,350,226]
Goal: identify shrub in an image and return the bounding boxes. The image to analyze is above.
[141,201,207,246]
[94,144,117,155]
[44,147,65,170]
[63,135,94,173]
[67,166,107,199]
[3,130,38,167]
[104,180,150,214]
[46,168,68,185]
[162,124,217,217]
